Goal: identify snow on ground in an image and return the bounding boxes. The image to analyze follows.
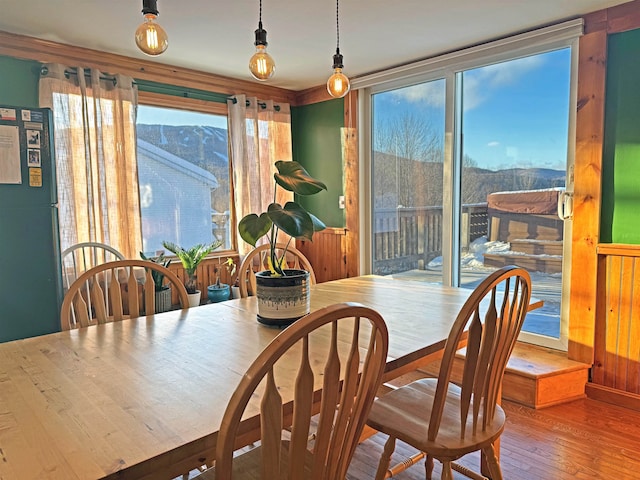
[429,236,512,270]
[422,236,563,338]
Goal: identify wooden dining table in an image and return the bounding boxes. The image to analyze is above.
[0,275,542,480]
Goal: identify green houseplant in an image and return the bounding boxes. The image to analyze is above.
[238,160,327,275]
[238,160,327,325]
[207,257,236,303]
[161,241,221,306]
[140,251,173,312]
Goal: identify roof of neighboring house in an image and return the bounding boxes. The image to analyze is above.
[137,139,218,188]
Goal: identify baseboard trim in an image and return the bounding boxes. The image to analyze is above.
[585,383,640,412]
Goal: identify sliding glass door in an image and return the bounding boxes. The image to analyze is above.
[363,23,580,349]
[371,80,446,282]
[458,49,572,345]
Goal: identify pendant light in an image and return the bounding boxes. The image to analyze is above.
[249,0,276,81]
[327,0,350,98]
[135,0,169,56]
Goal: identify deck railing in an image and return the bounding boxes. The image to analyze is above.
[373,203,488,274]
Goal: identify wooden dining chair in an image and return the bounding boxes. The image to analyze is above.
[61,241,125,290]
[60,259,189,330]
[237,243,316,298]
[366,265,531,480]
[193,302,389,480]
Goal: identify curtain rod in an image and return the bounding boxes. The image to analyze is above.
[40,66,128,86]
[229,97,280,112]
[40,67,281,109]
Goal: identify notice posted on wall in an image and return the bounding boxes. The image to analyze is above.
[29,167,42,187]
[0,124,21,184]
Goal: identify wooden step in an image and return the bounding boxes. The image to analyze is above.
[389,342,590,409]
[483,252,563,273]
[510,239,563,256]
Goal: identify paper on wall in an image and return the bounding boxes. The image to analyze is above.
[0,125,21,184]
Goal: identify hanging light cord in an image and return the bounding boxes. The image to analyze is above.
[335,0,340,51]
[259,0,263,28]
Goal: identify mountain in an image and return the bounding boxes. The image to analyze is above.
[136,124,228,171]
[372,151,566,208]
[137,124,230,213]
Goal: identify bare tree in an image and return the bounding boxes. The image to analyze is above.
[373,112,444,207]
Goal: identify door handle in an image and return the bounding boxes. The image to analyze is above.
[557,191,573,220]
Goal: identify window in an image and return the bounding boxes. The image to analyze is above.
[371,79,446,276]
[361,20,582,350]
[136,104,232,255]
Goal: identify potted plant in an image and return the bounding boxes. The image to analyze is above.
[140,251,172,313]
[207,257,236,303]
[161,241,221,307]
[238,160,326,326]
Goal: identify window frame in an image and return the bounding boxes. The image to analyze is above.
[358,19,582,350]
[136,91,237,255]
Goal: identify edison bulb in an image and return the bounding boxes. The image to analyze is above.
[249,45,276,81]
[135,14,168,56]
[327,68,350,98]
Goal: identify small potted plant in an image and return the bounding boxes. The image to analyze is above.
[238,160,326,325]
[140,251,172,312]
[207,257,236,303]
[161,241,221,307]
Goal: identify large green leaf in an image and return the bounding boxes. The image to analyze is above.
[238,213,272,247]
[267,202,315,241]
[274,160,327,196]
[161,241,221,275]
[308,212,327,233]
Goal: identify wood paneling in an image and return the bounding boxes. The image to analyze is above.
[570,0,640,365]
[166,254,240,305]
[591,244,640,407]
[294,89,359,281]
[297,228,347,283]
[0,30,297,104]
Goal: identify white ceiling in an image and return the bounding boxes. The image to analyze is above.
[0,0,632,91]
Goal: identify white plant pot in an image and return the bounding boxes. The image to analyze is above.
[255,269,310,327]
[231,285,241,299]
[187,290,201,308]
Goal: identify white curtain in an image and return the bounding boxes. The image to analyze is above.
[39,63,141,259]
[228,95,292,256]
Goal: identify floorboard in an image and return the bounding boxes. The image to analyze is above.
[346,397,640,480]
[180,397,640,480]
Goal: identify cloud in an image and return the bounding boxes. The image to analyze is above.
[384,54,545,111]
[487,141,500,147]
[389,81,446,108]
[463,55,545,110]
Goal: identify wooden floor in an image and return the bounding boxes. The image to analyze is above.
[181,397,640,480]
[348,397,640,480]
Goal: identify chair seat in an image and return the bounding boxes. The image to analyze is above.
[195,441,314,479]
[367,378,506,459]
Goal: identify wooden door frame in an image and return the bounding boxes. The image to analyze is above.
[569,0,640,363]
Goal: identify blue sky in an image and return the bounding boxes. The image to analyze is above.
[374,48,571,171]
[137,105,228,129]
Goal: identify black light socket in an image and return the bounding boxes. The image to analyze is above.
[142,0,159,16]
[254,21,268,46]
[332,49,344,69]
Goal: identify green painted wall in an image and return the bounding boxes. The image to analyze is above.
[0,56,40,107]
[291,99,345,228]
[601,29,640,244]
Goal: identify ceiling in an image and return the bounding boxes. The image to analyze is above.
[0,0,632,91]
